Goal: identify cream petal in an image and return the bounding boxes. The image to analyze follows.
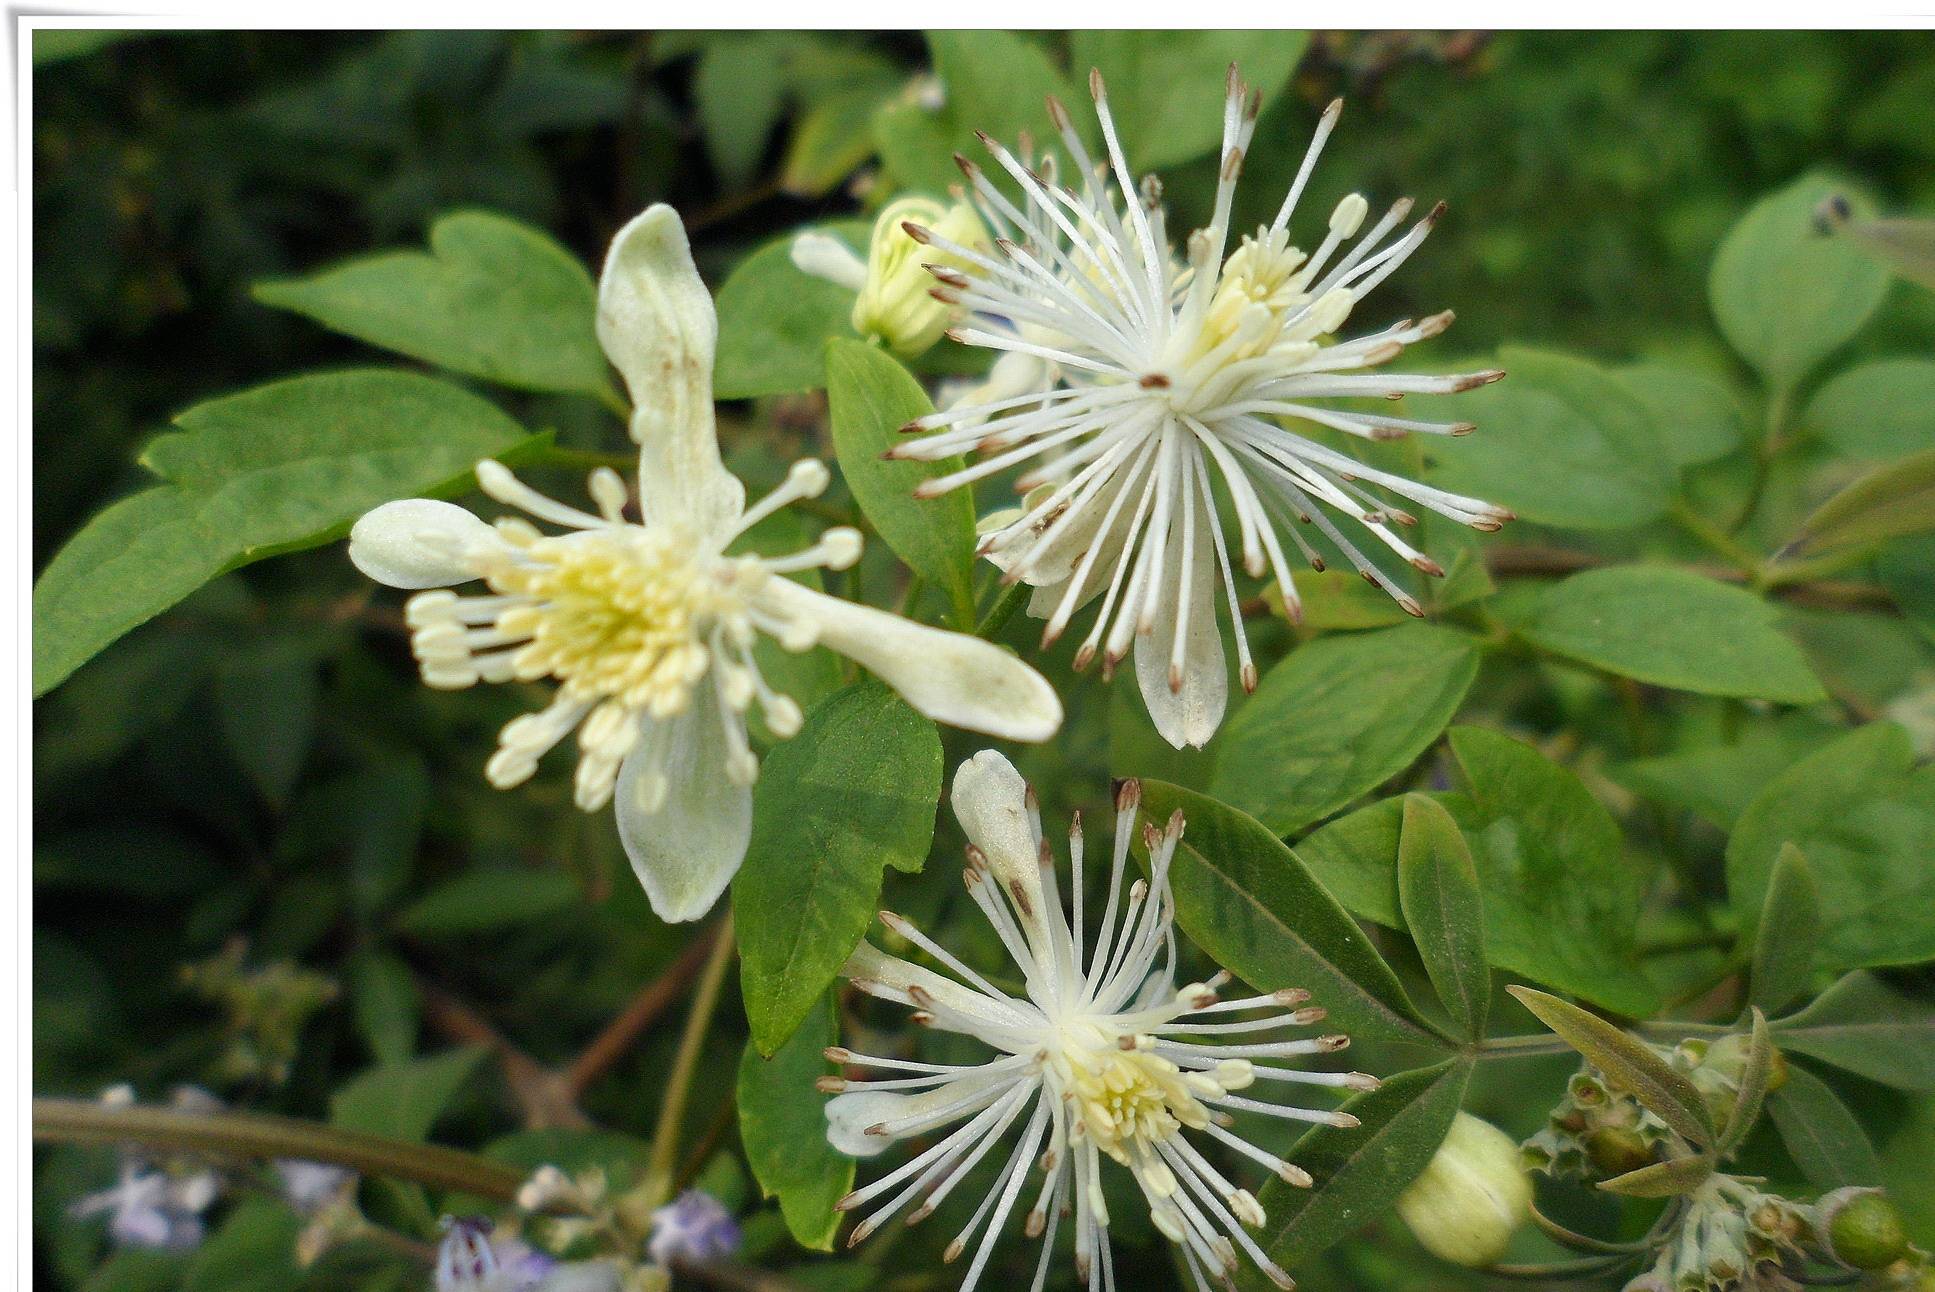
[753,579,1061,743]
[347,498,501,589]
[788,231,867,292]
[596,205,744,536]
[1135,509,1227,750]
[825,1067,1016,1156]
[949,751,1045,925]
[613,699,752,923]
[843,940,1029,1032]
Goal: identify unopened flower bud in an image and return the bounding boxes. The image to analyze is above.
[1820,1188,1908,1270]
[851,197,986,357]
[1585,1126,1654,1178]
[1396,1114,1532,1268]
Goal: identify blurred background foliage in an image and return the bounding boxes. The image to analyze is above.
[32,27,1935,1292]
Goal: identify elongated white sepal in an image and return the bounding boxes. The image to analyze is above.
[754,579,1061,743]
[597,204,744,535]
[613,696,752,923]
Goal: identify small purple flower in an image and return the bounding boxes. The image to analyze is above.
[647,1191,740,1268]
[435,1217,557,1292]
[275,1161,354,1215]
[71,1163,218,1252]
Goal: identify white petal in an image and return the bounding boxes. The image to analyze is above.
[950,751,1044,923]
[613,700,752,923]
[844,940,1029,1031]
[825,1067,1015,1157]
[754,579,1061,743]
[539,1263,624,1292]
[347,498,499,589]
[1135,515,1227,750]
[596,204,744,536]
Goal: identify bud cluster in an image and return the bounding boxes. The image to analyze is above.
[179,939,338,1085]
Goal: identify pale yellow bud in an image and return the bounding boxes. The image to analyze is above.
[1396,1113,1532,1268]
[852,196,986,357]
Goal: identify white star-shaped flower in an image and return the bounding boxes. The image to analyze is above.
[350,206,1062,922]
[891,67,1513,748]
[825,750,1377,1292]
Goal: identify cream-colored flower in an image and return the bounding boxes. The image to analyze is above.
[825,750,1376,1292]
[351,206,1061,923]
[891,67,1513,749]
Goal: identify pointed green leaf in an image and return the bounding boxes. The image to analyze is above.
[1727,722,1935,971]
[1597,1154,1715,1199]
[1722,1010,1774,1152]
[1765,1065,1883,1188]
[1246,1059,1472,1280]
[825,339,976,613]
[1138,782,1442,1049]
[1615,363,1746,468]
[1801,358,1935,462]
[254,212,615,400]
[1770,971,1935,1091]
[1499,565,1825,705]
[1507,987,1715,1150]
[735,681,942,1056]
[1211,623,1480,835]
[1397,795,1489,1040]
[713,223,867,399]
[738,994,852,1251]
[329,1046,488,1141]
[1710,175,1891,392]
[33,370,532,696]
[1749,845,1820,1015]
[1776,446,1935,564]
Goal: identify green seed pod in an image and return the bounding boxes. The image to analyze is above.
[1820,1188,1908,1270]
[1396,1114,1533,1268]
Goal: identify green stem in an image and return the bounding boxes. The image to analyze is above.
[596,386,633,422]
[1472,1034,1579,1060]
[32,1099,523,1201]
[642,913,737,1210]
[1729,385,1792,537]
[1669,500,1764,575]
[975,579,1029,639]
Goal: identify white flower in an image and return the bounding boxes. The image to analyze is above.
[71,1163,218,1252]
[433,1218,620,1292]
[891,67,1513,748]
[646,1190,741,1268]
[351,205,1062,923]
[824,750,1377,1292]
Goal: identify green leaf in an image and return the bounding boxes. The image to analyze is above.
[1765,1065,1884,1189]
[737,994,853,1251]
[784,87,894,197]
[1775,446,1935,564]
[1246,1059,1472,1279]
[1802,358,1935,462]
[1068,32,1308,170]
[1210,623,1480,835]
[1710,175,1892,392]
[347,950,421,1065]
[183,1199,303,1292]
[79,1251,187,1292]
[1507,987,1716,1150]
[1613,714,1840,831]
[713,223,867,399]
[1749,845,1820,1016]
[215,639,322,806]
[1441,728,1656,1016]
[1397,795,1489,1041]
[33,370,531,696]
[1598,1154,1715,1199]
[875,32,1074,195]
[1878,533,1935,644]
[1770,971,1935,1091]
[694,35,788,189]
[330,1045,488,1140]
[396,870,581,936]
[1421,347,1674,530]
[735,681,942,1056]
[1615,363,1746,468]
[253,212,615,400]
[1498,565,1826,704]
[825,339,977,613]
[1721,1009,1774,1152]
[1726,722,1935,971]
[1136,782,1441,1049]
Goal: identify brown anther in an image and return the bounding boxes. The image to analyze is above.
[1139,372,1171,389]
[1274,988,1311,1006]
[1308,556,1326,572]
[1241,662,1260,692]
[1424,199,1448,225]
[1114,777,1143,811]
[1398,596,1426,618]
[835,1190,860,1212]
[1317,1033,1351,1051]
[910,1011,936,1027]
[898,419,928,435]
[1290,1006,1328,1025]
[901,221,931,244]
[824,1046,852,1063]
[1140,821,1163,852]
[1045,94,1069,129]
[815,1076,848,1093]
[1007,879,1035,919]
[1410,556,1446,578]
[1088,67,1105,100]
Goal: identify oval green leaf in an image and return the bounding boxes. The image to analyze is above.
[1507,986,1716,1150]
[737,993,852,1251]
[1397,794,1490,1041]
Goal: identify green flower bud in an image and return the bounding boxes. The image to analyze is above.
[1397,1114,1533,1268]
[1820,1188,1908,1270]
[1585,1126,1655,1177]
[851,196,986,357]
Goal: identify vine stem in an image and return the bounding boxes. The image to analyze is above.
[642,912,737,1209]
[32,1099,524,1201]
[1472,1034,1580,1059]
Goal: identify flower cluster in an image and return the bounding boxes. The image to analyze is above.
[826,751,1374,1292]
